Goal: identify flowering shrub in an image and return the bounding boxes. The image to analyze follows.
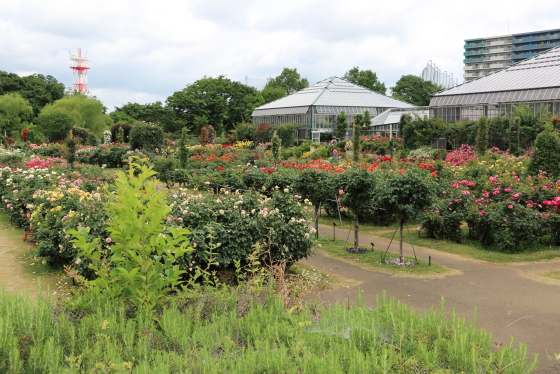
[445,144,477,166]
[167,188,314,271]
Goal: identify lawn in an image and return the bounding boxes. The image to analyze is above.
[317,214,560,264]
[314,236,452,278]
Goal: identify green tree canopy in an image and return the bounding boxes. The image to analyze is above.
[166,75,264,135]
[374,169,434,260]
[342,67,386,95]
[36,111,74,142]
[391,75,443,106]
[262,68,309,97]
[113,101,175,132]
[0,93,34,135]
[39,93,111,136]
[0,71,65,116]
[261,85,286,104]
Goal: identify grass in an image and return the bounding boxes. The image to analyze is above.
[317,213,560,264]
[314,236,452,277]
[540,271,560,281]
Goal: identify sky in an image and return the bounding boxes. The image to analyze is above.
[1,0,559,112]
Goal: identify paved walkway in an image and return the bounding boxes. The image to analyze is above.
[300,224,560,373]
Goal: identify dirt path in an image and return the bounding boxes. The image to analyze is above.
[301,224,560,373]
[0,214,65,297]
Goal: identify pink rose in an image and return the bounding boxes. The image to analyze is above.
[339,190,344,195]
[106,237,112,243]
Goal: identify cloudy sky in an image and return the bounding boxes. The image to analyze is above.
[1,0,558,112]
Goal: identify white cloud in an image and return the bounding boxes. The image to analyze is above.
[1,0,559,111]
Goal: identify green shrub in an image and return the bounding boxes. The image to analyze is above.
[129,122,164,151]
[528,124,560,178]
[168,188,314,269]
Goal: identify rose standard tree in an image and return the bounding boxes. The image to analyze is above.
[294,168,338,238]
[338,167,375,249]
[375,169,434,261]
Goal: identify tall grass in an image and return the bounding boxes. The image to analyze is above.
[0,287,537,373]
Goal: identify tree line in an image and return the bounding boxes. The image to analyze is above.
[0,67,442,143]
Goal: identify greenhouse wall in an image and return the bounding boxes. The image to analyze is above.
[430,100,560,122]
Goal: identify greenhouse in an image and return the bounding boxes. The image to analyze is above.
[430,46,560,122]
[252,77,413,141]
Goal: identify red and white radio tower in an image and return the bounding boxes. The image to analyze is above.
[69,48,90,92]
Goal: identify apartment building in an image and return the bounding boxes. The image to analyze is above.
[463,28,560,83]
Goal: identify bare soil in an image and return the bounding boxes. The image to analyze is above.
[0,214,67,298]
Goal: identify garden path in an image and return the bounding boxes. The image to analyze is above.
[0,215,64,298]
[301,224,560,373]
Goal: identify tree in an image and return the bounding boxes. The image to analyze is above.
[363,111,372,130]
[167,76,264,135]
[294,169,336,238]
[528,123,560,178]
[508,117,521,156]
[343,67,386,95]
[0,71,65,116]
[475,116,489,155]
[375,170,434,261]
[36,111,74,142]
[113,101,175,132]
[391,75,444,106]
[352,123,360,162]
[263,68,309,96]
[0,93,33,135]
[336,111,348,138]
[40,93,111,136]
[261,85,286,104]
[339,167,375,249]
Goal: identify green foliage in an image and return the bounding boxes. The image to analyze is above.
[261,85,286,104]
[263,68,309,96]
[36,111,74,142]
[71,127,94,145]
[528,125,560,177]
[508,117,521,156]
[362,110,372,130]
[275,123,301,147]
[294,169,337,236]
[339,167,375,247]
[129,122,164,151]
[352,123,360,162]
[168,188,313,268]
[167,76,264,134]
[475,116,489,155]
[0,93,34,134]
[68,159,192,312]
[342,67,386,94]
[39,93,110,136]
[375,169,434,258]
[271,131,281,161]
[0,71,65,116]
[0,289,538,373]
[65,138,77,165]
[113,101,175,132]
[399,114,445,151]
[471,201,540,253]
[391,75,443,106]
[234,122,257,142]
[178,127,190,168]
[336,111,348,138]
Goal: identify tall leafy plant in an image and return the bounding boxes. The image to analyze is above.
[339,167,375,248]
[375,170,434,261]
[475,115,489,155]
[508,116,521,156]
[69,158,193,312]
[352,123,361,162]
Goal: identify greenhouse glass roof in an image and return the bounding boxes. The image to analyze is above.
[252,77,413,116]
[432,46,560,106]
